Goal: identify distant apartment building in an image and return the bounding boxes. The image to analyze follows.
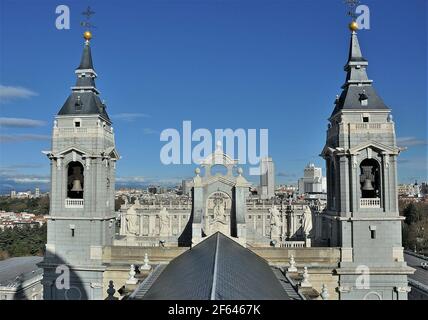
[35,187,40,198]
[10,190,16,198]
[298,163,327,195]
[398,181,424,198]
[14,191,32,199]
[259,157,275,199]
[275,185,298,198]
[181,179,194,196]
[0,211,46,230]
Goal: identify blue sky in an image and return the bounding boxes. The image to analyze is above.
[0,0,427,192]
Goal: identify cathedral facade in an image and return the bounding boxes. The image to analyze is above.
[40,22,413,300]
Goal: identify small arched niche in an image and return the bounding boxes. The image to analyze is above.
[67,161,84,199]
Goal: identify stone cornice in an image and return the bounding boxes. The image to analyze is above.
[47,215,116,221]
[335,266,415,275]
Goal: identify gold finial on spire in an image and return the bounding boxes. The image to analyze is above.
[83,30,92,41]
[349,21,359,32]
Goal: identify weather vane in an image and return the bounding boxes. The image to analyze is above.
[344,0,360,20]
[80,6,96,30]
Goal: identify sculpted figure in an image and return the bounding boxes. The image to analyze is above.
[213,196,226,221]
[302,206,313,236]
[159,206,170,236]
[269,205,282,239]
[125,204,139,235]
[122,196,128,206]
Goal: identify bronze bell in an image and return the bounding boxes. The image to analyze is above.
[362,178,374,191]
[71,179,83,192]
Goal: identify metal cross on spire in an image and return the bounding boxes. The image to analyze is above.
[344,0,360,20]
[80,6,96,30]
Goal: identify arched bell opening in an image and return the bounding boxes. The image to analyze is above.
[359,158,380,199]
[67,161,84,199]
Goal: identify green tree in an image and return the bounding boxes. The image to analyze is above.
[0,224,47,260]
[403,203,419,225]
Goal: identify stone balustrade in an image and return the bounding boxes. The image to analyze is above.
[360,198,381,208]
[65,198,84,208]
[282,241,306,248]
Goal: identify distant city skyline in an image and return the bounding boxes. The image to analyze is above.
[0,0,426,193]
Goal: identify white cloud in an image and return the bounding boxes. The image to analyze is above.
[397,157,428,170]
[397,137,428,148]
[111,113,150,122]
[11,177,50,184]
[116,176,185,186]
[0,171,49,185]
[0,117,46,128]
[116,176,146,183]
[0,85,38,103]
[143,128,158,135]
[0,163,46,169]
[0,134,50,143]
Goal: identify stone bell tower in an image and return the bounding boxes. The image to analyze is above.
[321,22,413,300]
[40,31,119,300]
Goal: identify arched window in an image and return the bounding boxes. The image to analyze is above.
[359,158,380,199]
[67,161,84,199]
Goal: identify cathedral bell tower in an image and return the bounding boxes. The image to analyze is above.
[40,31,119,300]
[321,22,413,300]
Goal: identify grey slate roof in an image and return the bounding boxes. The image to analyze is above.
[135,232,292,300]
[0,256,43,287]
[58,91,110,121]
[331,31,389,117]
[331,85,388,115]
[57,42,111,121]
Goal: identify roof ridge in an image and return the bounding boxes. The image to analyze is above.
[210,233,220,300]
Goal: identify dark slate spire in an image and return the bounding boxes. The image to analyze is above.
[347,30,366,63]
[57,32,110,122]
[77,43,94,70]
[331,26,389,117]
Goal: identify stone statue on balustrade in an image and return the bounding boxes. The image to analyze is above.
[159,206,170,237]
[302,206,313,247]
[269,205,282,240]
[125,204,139,236]
[302,206,313,236]
[120,195,129,210]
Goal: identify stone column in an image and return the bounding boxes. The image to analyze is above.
[139,213,143,236]
[339,156,350,214]
[350,154,358,215]
[120,210,126,236]
[262,213,266,236]
[178,213,182,234]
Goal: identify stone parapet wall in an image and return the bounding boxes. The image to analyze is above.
[251,247,341,300]
[103,245,188,265]
[250,247,341,266]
